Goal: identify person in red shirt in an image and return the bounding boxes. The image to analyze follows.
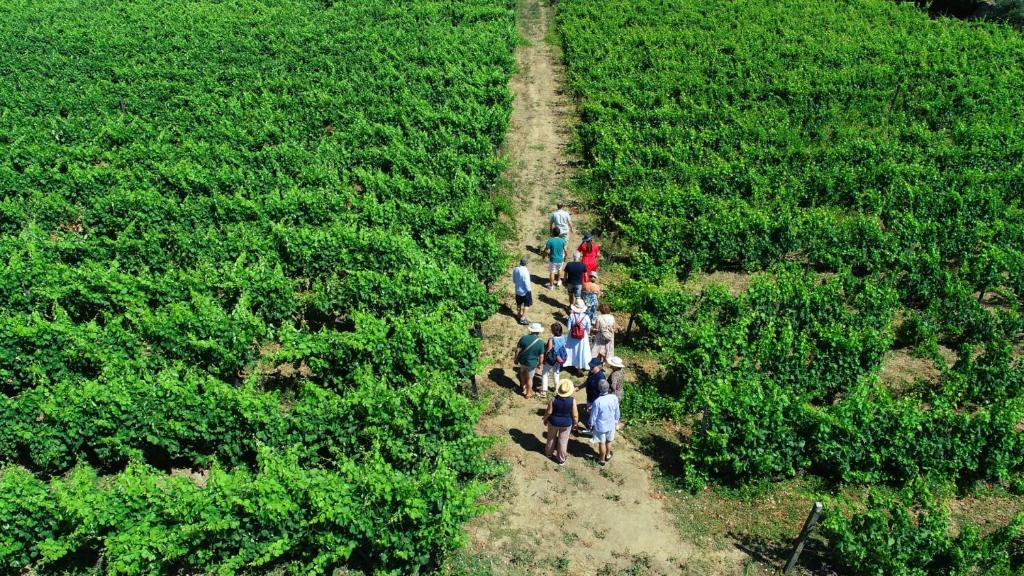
[578,234,601,278]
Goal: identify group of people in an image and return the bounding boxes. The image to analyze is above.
[512,202,624,466]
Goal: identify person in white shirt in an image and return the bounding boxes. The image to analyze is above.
[549,202,573,241]
[512,256,533,325]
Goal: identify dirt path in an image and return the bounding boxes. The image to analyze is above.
[465,1,698,573]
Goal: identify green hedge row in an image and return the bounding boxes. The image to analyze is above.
[0,0,517,572]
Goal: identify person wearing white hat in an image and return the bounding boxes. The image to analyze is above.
[543,379,579,465]
[606,356,625,402]
[564,300,592,371]
[514,322,545,398]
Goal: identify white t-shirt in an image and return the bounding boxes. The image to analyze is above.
[550,209,571,235]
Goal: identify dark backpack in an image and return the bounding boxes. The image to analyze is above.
[545,337,567,366]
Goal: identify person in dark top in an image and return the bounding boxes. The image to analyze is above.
[563,251,588,307]
[575,357,605,433]
[543,379,579,465]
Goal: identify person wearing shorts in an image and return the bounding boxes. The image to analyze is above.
[588,379,620,465]
[544,228,568,289]
[515,323,545,399]
[550,202,573,241]
[563,251,588,307]
[512,256,532,325]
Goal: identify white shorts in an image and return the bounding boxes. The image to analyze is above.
[548,262,563,274]
[590,429,615,444]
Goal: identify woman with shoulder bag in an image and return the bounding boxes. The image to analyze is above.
[591,303,616,360]
[540,323,567,399]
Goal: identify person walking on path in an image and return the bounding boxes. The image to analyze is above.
[578,234,601,277]
[563,252,588,308]
[581,271,602,324]
[550,201,573,241]
[589,379,620,465]
[543,227,568,289]
[606,355,625,402]
[564,300,592,372]
[512,256,533,325]
[543,379,579,465]
[575,357,605,432]
[514,323,545,399]
[541,322,567,398]
[592,303,617,360]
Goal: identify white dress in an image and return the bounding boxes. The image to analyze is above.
[564,312,592,370]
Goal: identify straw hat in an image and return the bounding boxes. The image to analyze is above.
[607,356,625,369]
[528,322,544,333]
[570,300,587,313]
[556,379,574,397]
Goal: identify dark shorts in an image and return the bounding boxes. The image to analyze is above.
[516,291,533,306]
[566,283,582,298]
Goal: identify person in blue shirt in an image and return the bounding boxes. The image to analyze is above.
[588,379,620,466]
[512,256,532,325]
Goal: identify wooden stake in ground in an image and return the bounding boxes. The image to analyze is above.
[783,501,823,575]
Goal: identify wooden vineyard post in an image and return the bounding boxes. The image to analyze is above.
[470,323,484,397]
[783,501,823,575]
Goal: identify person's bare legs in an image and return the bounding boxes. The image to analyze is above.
[518,366,534,397]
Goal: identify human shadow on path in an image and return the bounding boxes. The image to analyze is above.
[497,303,518,319]
[488,367,519,392]
[513,426,595,459]
[509,428,546,454]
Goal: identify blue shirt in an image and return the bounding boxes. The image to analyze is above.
[589,394,620,434]
[512,265,531,296]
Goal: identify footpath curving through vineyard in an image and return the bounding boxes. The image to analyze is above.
[453,1,744,574]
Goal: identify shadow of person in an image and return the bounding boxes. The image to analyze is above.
[497,303,518,318]
[488,367,518,391]
[509,428,545,454]
[567,437,596,459]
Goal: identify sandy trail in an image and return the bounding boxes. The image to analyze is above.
[466,1,701,573]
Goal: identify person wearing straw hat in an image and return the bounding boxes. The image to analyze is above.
[588,379,620,466]
[564,299,592,372]
[543,379,579,465]
[514,322,545,398]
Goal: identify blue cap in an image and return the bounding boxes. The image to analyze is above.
[589,358,603,368]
